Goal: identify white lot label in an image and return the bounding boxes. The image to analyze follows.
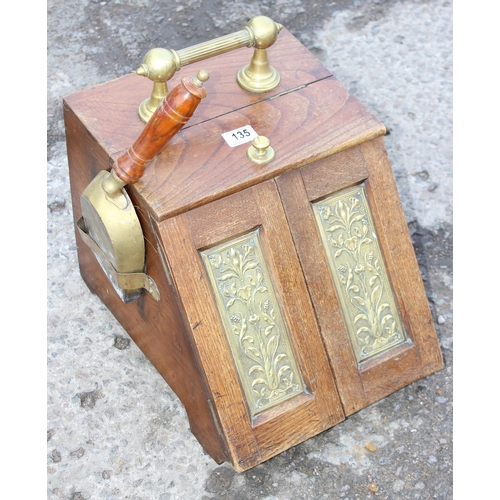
[221,125,258,147]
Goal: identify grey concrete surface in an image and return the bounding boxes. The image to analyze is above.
[47,1,452,498]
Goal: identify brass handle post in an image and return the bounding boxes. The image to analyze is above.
[137,16,282,122]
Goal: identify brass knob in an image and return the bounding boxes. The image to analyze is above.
[247,136,275,164]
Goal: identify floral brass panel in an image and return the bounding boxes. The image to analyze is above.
[200,229,304,417]
[312,185,407,362]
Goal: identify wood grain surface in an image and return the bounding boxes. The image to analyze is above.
[63,27,385,222]
[63,29,331,155]
[64,103,230,464]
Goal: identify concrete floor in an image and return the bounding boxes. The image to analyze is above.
[46,1,453,498]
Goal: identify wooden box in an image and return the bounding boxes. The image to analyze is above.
[64,27,443,471]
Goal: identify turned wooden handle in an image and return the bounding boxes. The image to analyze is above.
[113,75,208,185]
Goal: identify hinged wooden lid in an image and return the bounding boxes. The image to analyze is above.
[63,28,385,221]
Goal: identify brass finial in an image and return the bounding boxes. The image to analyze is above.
[192,69,210,87]
[247,136,275,164]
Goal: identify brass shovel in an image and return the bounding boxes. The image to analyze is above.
[77,70,209,302]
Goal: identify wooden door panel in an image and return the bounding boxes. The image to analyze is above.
[159,180,344,471]
[277,137,443,415]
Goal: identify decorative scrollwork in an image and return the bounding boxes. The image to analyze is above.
[201,229,304,416]
[313,185,407,362]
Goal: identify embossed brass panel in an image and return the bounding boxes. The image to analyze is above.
[312,185,407,362]
[200,229,304,417]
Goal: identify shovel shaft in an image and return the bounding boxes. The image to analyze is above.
[113,75,208,185]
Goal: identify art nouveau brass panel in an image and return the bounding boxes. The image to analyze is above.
[312,185,407,362]
[200,229,305,417]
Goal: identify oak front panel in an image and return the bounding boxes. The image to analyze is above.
[159,180,344,471]
[276,138,443,415]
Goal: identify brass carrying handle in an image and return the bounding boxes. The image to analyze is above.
[136,15,282,122]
